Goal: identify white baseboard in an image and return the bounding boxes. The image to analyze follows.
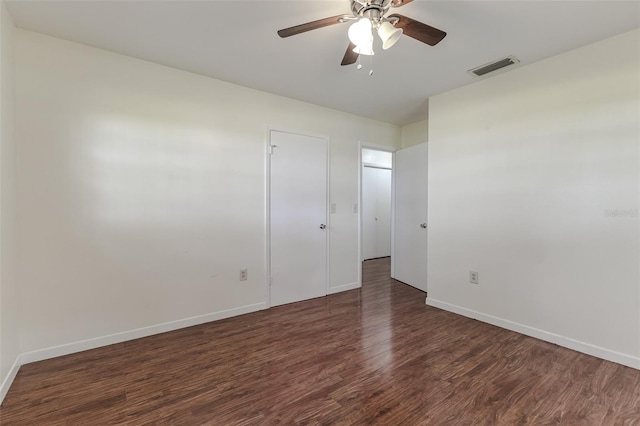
[328,281,360,295]
[21,302,267,365]
[0,354,22,405]
[426,297,640,370]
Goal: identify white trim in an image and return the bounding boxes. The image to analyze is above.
[21,302,266,365]
[390,151,396,279]
[0,354,22,404]
[357,146,363,286]
[325,136,331,297]
[265,127,273,309]
[267,127,328,141]
[358,142,396,275]
[362,163,392,170]
[426,297,640,370]
[328,281,361,295]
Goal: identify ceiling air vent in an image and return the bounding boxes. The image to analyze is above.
[469,56,520,77]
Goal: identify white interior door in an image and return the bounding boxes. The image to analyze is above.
[393,143,428,292]
[269,130,328,306]
[362,166,392,260]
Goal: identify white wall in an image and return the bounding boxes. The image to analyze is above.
[427,29,640,368]
[362,148,392,168]
[14,30,399,359]
[401,118,429,148]
[0,1,20,401]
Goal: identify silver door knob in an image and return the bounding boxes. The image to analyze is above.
[420,223,427,228]
[320,224,326,229]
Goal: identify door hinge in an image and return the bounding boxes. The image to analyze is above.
[269,277,273,286]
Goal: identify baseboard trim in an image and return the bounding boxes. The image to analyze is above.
[0,354,22,404]
[426,297,640,370]
[328,282,360,295]
[21,302,267,365]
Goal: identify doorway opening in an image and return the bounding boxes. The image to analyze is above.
[359,143,428,294]
[360,147,393,268]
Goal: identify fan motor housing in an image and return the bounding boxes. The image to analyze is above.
[351,0,391,20]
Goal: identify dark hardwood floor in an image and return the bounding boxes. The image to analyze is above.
[2,258,639,425]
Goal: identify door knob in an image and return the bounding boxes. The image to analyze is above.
[420,223,427,228]
[320,224,326,229]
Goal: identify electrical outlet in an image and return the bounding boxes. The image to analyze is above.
[469,271,478,284]
[330,203,337,214]
[240,269,248,281]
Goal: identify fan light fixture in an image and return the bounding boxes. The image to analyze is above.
[348,18,374,55]
[378,21,403,50]
[348,17,402,56]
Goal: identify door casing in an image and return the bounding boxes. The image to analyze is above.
[266,128,330,307]
[358,143,396,284]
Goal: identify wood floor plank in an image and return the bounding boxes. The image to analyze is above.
[1,257,639,424]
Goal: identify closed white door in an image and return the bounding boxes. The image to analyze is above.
[269,130,328,306]
[362,166,392,260]
[393,143,428,292]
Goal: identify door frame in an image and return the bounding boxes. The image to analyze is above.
[266,127,330,308]
[358,142,396,286]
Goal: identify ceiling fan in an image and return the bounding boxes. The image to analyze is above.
[277,0,447,67]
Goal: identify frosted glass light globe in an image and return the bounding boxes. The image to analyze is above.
[348,18,372,47]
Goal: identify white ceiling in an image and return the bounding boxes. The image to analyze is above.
[6,0,640,125]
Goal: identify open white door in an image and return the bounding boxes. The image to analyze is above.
[269,130,328,306]
[393,143,428,292]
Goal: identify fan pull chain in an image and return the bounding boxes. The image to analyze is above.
[369,55,374,76]
[356,55,363,70]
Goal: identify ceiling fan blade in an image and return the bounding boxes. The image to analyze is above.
[390,0,415,7]
[341,42,359,66]
[388,14,447,46]
[277,15,350,38]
